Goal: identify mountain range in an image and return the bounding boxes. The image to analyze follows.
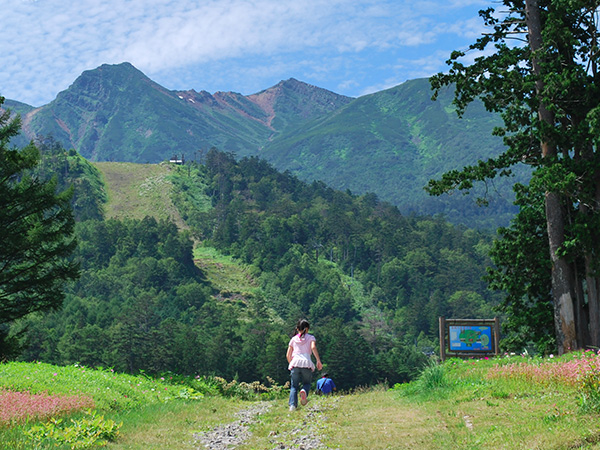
[3,62,526,228]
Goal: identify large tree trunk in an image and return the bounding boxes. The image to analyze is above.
[545,192,578,352]
[581,183,600,347]
[585,174,600,346]
[586,167,600,347]
[573,261,590,348]
[585,254,600,347]
[526,0,578,353]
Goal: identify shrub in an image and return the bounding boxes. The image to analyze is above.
[392,358,450,397]
[25,410,122,449]
[182,375,288,400]
[419,359,447,390]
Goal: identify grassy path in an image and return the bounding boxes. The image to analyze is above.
[322,390,443,449]
[199,388,600,450]
[102,390,442,450]
[236,389,446,450]
[7,383,600,449]
[104,397,254,450]
[5,352,600,449]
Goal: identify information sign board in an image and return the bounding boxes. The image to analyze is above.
[448,325,493,351]
[439,317,500,361]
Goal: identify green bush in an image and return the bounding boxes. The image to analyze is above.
[25,410,122,449]
[419,358,447,390]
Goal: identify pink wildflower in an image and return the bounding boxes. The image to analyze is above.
[0,390,94,424]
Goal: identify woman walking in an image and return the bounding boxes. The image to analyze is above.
[287,319,322,411]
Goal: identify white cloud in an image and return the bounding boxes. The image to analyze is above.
[0,0,492,105]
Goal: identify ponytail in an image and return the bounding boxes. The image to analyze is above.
[296,319,310,338]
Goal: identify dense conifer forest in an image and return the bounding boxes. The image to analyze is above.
[10,145,501,390]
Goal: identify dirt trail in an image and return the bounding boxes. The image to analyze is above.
[194,398,337,449]
[270,399,337,450]
[194,402,273,449]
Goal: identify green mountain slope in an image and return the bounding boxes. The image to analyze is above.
[21,63,271,162]
[17,63,351,163]
[93,161,188,229]
[262,78,526,228]
[0,99,35,149]
[5,64,523,228]
[2,98,34,115]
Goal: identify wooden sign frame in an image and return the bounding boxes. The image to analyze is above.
[439,317,500,361]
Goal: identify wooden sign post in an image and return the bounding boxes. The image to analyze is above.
[439,317,500,361]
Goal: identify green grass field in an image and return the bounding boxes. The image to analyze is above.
[94,162,187,229]
[193,246,260,299]
[3,352,600,449]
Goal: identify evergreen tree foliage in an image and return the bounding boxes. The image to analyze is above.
[31,136,106,221]
[15,145,502,388]
[168,149,500,383]
[20,218,213,374]
[0,98,79,357]
[428,0,600,353]
[487,182,555,354]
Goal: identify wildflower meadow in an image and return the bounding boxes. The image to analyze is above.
[3,353,600,449]
[0,390,94,425]
[486,349,600,411]
[0,361,289,449]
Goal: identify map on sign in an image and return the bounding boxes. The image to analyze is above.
[448,325,492,351]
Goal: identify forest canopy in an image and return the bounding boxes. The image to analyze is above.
[428,0,600,354]
[0,99,79,356]
[9,147,502,389]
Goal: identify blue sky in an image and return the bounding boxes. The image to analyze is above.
[3,0,491,106]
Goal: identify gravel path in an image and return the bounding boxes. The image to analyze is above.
[194,402,272,449]
[269,398,339,450]
[194,397,339,450]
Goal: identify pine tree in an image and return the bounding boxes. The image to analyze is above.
[428,0,600,353]
[0,97,79,337]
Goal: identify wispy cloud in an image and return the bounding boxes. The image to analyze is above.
[1,0,491,105]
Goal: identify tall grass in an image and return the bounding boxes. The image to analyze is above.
[419,358,448,390]
[0,362,197,449]
[393,357,452,399]
[0,361,288,449]
[0,362,185,411]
